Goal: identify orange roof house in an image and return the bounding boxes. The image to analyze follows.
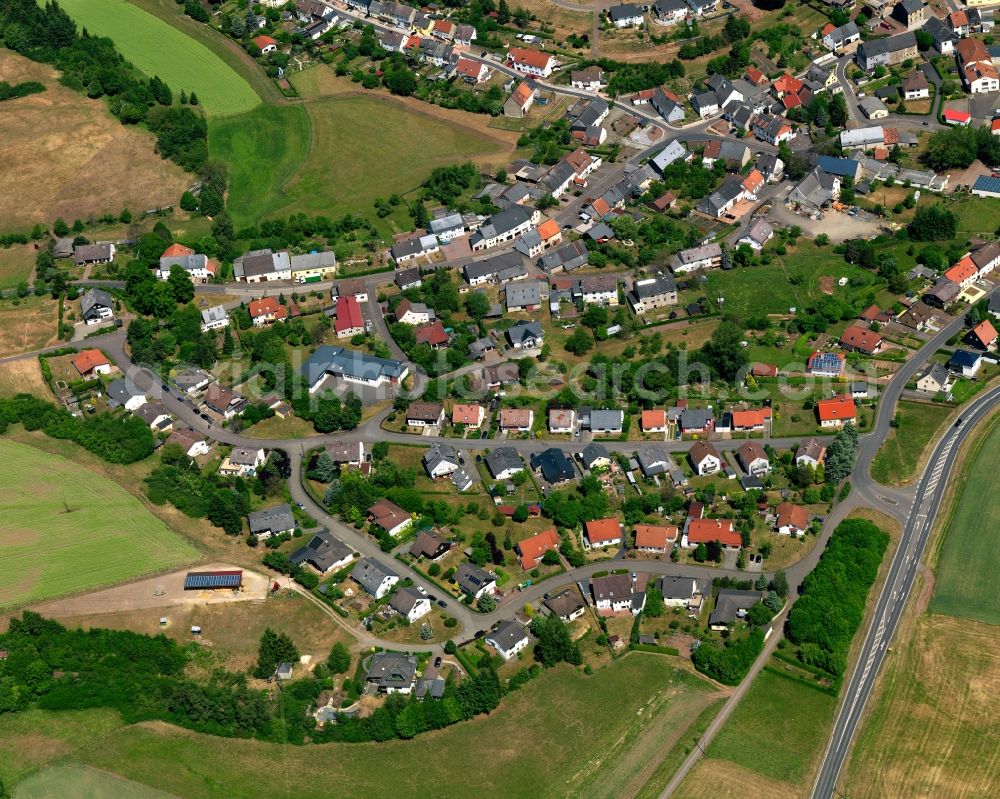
[72,348,110,376]
[751,363,778,377]
[253,35,278,51]
[506,47,555,74]
[584,517,623,547]
[634,524,678,551]
[744,66,768,86]
[641,409,666,431]
[731,407,771,430]
[452,403,485,426]
[839,325,883,355]
[944,256,977,286]
[516,528,561,568]
[161,243,195,258]
[537,218,561,244]
[742,169,764,195]
[969,319,998,349]
[816,395,856,426]
[686,518,741,548]
[248,297,287,323]
[773,73,804,96]
[775,502,809,535]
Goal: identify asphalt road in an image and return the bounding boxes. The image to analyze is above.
[811,381,1000,799]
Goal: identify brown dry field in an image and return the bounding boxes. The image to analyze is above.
[0,244,35,288]
[294,66,519,170]
[0,51,190,231]
[517,0,593,40]
[674,758,800,799]
[0,295,59,355]
[0,358,50,399]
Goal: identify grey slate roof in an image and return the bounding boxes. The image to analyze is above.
[351,557,398,595]
[485,446,524,478]
[530,447,576,483]
[709,589,762,626]
[455,562,496,595]
[580,442,611,469]
[248,504,295,534]
[366,652,416,690]
[80,288,113,317]
[291,531,354,572]
[487,619,529,651]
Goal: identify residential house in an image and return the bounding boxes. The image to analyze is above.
[423,442,461,478]
[71,348,111,377]
[657,576,702,609]
[548,408,576,434]
[653,0,689,25]
[470,206,537,251]
[540,240,589,273]
[464,251,528,285]
[394,266,422,291]
[247,504,296,541]
[157,243,216,282]
[368,499,413,537]
[325,440,366,468]
[406,401,445,428]
[815,395,857,428]
[429,213,466,243]
[334,295,365,338]
[697,175,748,219]
[485,447,525,479]
[608,3,644,27]
[578,274,619,306]
[731,407,771,432]
[106,378,145,411]
[485,620,530,660]
[860,96,889,119]
[366,652,416,694]
[635,444,671,477]
[672,243,723,274]
[684,518,741,549]
[233,248,292,282]
[499,408,534,432]
[455,562,497,599]
[795,438,826,468]
[200,305,229,332]
[452,403,486,428]
[505,279,545,310]
[253,34,278,53]
[302,346,409,392]
[641,409,667,433]
[454,23,476,45]
[967,319,998,350]
[504,79,538,118]
[80,288,114,325]
[531,448,575,484]
[584,408,625,435]
[627,273,678,314]
[290,532,354,574]
[855,31,918,71]
[248,297,288,326]
[571,65,606,90]
[516,528,561,568]
[506,47,556,78]
[506,320,544,349]
[390,234,439,263]
[901,71,930,99]
[922,17,955,55]
[352,557,400,599]
[454,56,490,83]
[584,517,623,549]
[166,427,209,458]
[590,573,640,613]
[204,384,246,419]
[823,20,861,50]
[916,362,953,394]
[736,441,770,476]
[134,402,172,432]
[892,0,926,30]
[409,531,451,561]
[395,299,434,325]
[634,524,678,553]
[840,325,884,355]
[217,446,264,477]
[788,167,840,212]
[689,441,722,475]
[414,319,449,349]
[389,587,431,623]
[737,219,774,251]
[957,38,1000,93]
[74,243,115,266]
[579,443,612,471]
[651,140,690,173]
[709,589,762,629]
[923,279,961,308]
[948,349,983,377]
[544,589,586,621]
[701,139,751,170]
[679,408,713,434]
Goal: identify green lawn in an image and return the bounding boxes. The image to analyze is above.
[0,440,198,609]
[706,667,837,784]
[705,241,883,319]
[63,654,720,799]
[214,90,506,231]
[870,400,952,485]
[58,0,260,117]
[930,417,1000,625]
[0,246,35,289]
[947,197,1000,239]
[14,763,175,799]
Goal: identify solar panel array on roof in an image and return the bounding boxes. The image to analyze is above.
[971,175,1000,196]
[184,571,243,590]
[809,352,843,373]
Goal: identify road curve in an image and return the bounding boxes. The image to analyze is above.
[811,382,1000,799]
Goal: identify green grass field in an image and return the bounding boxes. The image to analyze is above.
[704,668,837,784]
[870,400,953,485]
[214,92,506,230]
[57,654,719,799]
[0,246,35,289]
[57,0,260,117]
[929,417,1000,624]
[14,763,175,799]
[0,440,198,609]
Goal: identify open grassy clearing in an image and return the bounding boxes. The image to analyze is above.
[58,0,259,117]
[66,654,720,798]
[0,440,198,609]
[674,758,800,799]
[870,400,953,486]
[0,359,50,400]
[701,668,837,785]
[14,763,176,799]
[842,615,1000,798]
[0,245,35,288]
[929,414,1000,625]
[0,295,58,356]
[0,50,190,231]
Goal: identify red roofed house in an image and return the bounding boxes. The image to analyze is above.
[943,108,971,126]
[72,348,111,377]
[253,35,278,54]
[684,518,741,549]
[248,297,288,327]
[839,325,884,355]
[452,403,486,427]
[944,256,978,288]
[432,19,455,39]
[415,319,449,349]
[504,80,537,118]
[731,407,771,432]
[772,73,804,98]
[499,408,534,431]
[334,295,364,338]
[992,119,1000,137]
[641,409,667,433]
[744,66,768,87]
[775,502,809,537]
[507,47,557,78]
[536,218,563,248]
[368,499,412,537]
[816,395,857,428]
[634,524,678,553]
[742,169,764,198]
[968,319,998,351]
[516,528,561,568]
[454,56,490,84]
[584,517,623,549]
[751,363,778,378]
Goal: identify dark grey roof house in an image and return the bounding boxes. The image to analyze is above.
[248,504,295,537]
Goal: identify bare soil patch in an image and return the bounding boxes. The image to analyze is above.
[0,358,51,399]
[675,758,800,799]
[0,296,59,355]
[0,51,190,231]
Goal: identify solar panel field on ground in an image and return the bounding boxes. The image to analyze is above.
[0,440,198,608]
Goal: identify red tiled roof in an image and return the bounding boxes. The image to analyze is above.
[944,257,976,284]
[752,363,777,377]
[970,319,998,347]
[731,408,771,429]
[634,524,678,549]
[816,395,856,423]
[452,403,484,425]
[335,295,364,334]
[686,518,740,547]
[943,109,971,123]
[253,35,278,49]
[161,243,195,258]
[773,73,804,95]
[537,219,561,240]
[248,297,287,320]
[499,408,533,428]
[775,502,809,532]
[840,325,883,354]
[585,517,622,545]
[641,409,666,430]
[455,57,484,80]
[72,348,109,375]
[517,528,560,568]
[415,319,449,346]
[507,47,553,70]
[511,80,535,106]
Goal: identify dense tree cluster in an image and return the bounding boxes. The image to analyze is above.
[922,125,1000,172]
[0,0,207,172]
[907,204,957,242]
[691,628,765,684]
[823,425,858,485]
[575,58,685,96]
[530,615,583,667]
[786,519,888,676]
[253,629,300,680]
[0,394,153,464]
[0,79,44,101]
[542,475,610,528]
[420,163,481,206]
